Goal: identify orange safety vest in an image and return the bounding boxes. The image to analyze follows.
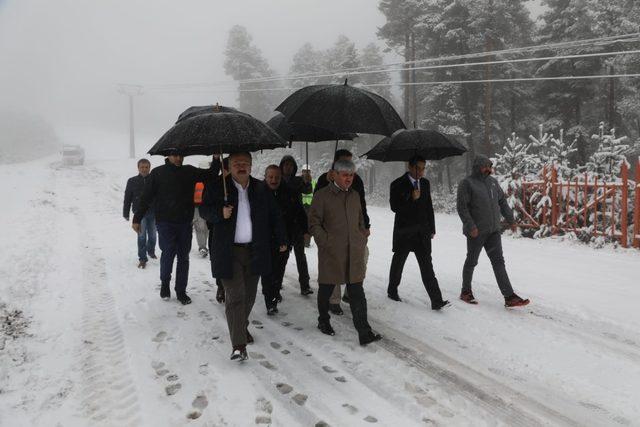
[194,182,205,205]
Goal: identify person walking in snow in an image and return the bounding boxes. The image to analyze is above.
[278,155,313,295]
[387,156,449,310]
[261,164,310,315]
[456,154,530,307]
[308,159,381,346]
[314,149,371,315]
[200,152,286,361]
[132,150,218,305]
[123,158,156,269]
[192,160,212,258]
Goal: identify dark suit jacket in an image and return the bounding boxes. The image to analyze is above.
[199,176,286,279]
[389,173,436,253]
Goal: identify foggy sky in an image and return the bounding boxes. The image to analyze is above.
[0,0,546,142]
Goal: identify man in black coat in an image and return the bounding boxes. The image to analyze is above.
[262,165,311,315]
[133,151,219,304]
[314,149,370,314]
[387,156,449,310]
[124,158,156,268]
[199,152,286,361]
[279,155,312,292]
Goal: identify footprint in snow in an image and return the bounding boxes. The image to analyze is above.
[335,376,347,383]
[192,393,209,410]
[342,403,358,414]
[281,349,290,355]
[259,361,277,371]
[276,383,293,394]
[198,364,209,375]
[281,321,292,327]
[152,331,168,342]
[292,394,308,406]
[322,366,337,373]
[166,374,179,382]
[364,415,378,423]
[249,352,266,360]
[251,320,263,326]
[270,342,281,349]
[166,383,182,396]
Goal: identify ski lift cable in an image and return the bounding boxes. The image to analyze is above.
[142,47,640,92]
[141,32,640,90]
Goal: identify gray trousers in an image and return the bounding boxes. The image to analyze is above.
[222,246,259,347]
[192,209,209,251]
[462,231,514,297]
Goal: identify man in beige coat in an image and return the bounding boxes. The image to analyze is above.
[308,159,382,346]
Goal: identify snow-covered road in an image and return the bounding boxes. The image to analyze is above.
[1,156,639,426]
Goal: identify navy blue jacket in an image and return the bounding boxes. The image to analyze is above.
[390,173,436,252]
[199,177,286,279]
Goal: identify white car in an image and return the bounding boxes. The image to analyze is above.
[61,145,85,165]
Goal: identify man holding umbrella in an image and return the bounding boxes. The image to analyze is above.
[387,156,449,309]
[201,152,287,361]
[133,151,219,304]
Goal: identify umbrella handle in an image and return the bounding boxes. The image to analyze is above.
[219,146,228,203]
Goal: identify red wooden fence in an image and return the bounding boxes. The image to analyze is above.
[514,159,640,248]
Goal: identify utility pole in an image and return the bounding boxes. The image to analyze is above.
[117,84,144,159]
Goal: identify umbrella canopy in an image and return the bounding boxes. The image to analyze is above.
[175,104,245,124]
[148,111,287,156]
[266,112,357,143]
[363,129,467,161]
[275,80,405,137]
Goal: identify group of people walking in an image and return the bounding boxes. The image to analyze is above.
[123,149,529,362]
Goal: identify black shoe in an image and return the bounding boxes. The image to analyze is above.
[359,331,382,346]
[216,286,225,304]
[246,329,254,344]
[317,322,335,336]
[160,282,170,300]
[329,304,343,315]
[275,290,283,303]
[267,306,278,316]
[177,293,192,305]
[148,253,157,259]
[301,287,314,296]
[342,293,350,304]
[230,346,248,361]
[432,300,451,310]
[387,291,402,302]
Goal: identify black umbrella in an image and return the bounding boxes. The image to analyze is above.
[175,104,245,123]
[363,129,467,161]
[148,112,286,157]
[275,79,405,137]
[266,112,358,165]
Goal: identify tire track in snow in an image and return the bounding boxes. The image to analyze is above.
[56,166,143,426]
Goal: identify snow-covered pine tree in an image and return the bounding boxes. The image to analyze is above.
[586,123,630,180]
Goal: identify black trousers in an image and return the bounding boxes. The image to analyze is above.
[261,247,289,308]
[388,240,444,307]
[462,232,514,297]
[318,283,372,337]
[289,234,310,289]
[208,229,222,288]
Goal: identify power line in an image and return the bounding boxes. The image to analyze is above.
[145,73,640,94]
[141,32,640,90]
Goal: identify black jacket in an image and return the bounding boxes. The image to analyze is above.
[266,181,309,243]
[279,155,312,196]
[199,176,286,279]
[123,174,151,219]
[390,173,436,252]
[133,159,219,224]
[315,171,370,229]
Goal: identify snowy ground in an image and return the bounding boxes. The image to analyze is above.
[1,152,639,427]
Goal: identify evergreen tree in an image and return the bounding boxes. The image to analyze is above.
[224,25,274,120]
[586,123,630,179]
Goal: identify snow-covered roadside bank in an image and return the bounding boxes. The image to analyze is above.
[1,156,638,426]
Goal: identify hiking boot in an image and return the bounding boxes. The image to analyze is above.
[246,329,254,344]
[160,282,170,300]
[359,331,382,346]
[460,290,478,304]
[329,304,343,315]
[137,260,147,269]
[177,293,192,305]
[199,248,208,258]
[432,300,451,310]
[505,294,530,308]
[317,321,335,336]
[230,345,248,361]
[301,287,314,296]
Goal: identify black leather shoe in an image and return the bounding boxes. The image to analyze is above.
[177,293,192,305]
[387,292,402,302]
[317,322,335,336]
[432,300,451,310]
[359,331,382,346]
[329,304,343,315]
[160,282,170,300]
[301,287,314,296]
